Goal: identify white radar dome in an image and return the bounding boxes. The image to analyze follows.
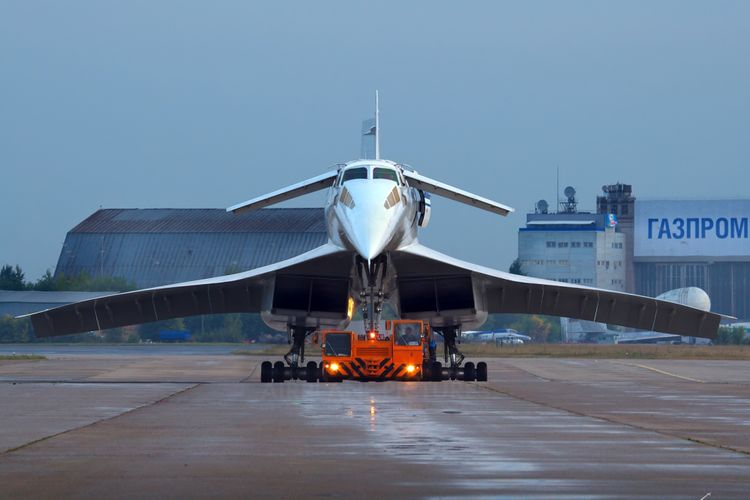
[656,287,711,312]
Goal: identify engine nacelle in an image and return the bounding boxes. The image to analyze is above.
[418,190,432,227]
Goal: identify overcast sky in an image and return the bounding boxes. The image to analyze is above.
[1,1,748,280]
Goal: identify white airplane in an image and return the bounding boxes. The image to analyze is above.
[463,329,532,344]
[24,94,724,372]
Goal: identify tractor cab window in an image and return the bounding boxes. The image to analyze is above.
[395,323,421,346]
[341,167,368,183]
[373,167,400,184]
[324,333,352,356]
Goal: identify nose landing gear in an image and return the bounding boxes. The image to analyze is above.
[356,254,388,333]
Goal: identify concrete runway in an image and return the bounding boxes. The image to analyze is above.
[1,348,750,498]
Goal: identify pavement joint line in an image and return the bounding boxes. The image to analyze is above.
[614,361,705,383]
[240,360,260,383]
[474,381,750,458]
[1,383,200,455]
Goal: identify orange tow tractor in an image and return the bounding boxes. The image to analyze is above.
[317,320,486,382]
[320,320,431,381]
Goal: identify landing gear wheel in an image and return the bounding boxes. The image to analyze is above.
[306,361,318,383]
[476,361,488,382]
[431,361,443,381]
[272,361,286,383]
[421,362,432,381]
[463,362,475,381]
[260,361,272,383]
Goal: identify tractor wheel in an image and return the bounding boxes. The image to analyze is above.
[272,361,286,383]
[476,361,488,382]
[260,361,272,383]
[463,362,475,381]
[306,361,318,383]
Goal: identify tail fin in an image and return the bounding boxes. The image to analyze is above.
[360,91,380,159]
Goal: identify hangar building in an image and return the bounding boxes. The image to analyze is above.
[54,208,327,288]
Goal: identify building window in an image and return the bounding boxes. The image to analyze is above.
[571,278,581,284]
[558,259,569,265]
[621,204,629,215]
[583,278,593,284]
[546,260,555,265]
[558,242,569,248]
[571,242,581,248]
[546,241,556,248]
[583,242,593,248]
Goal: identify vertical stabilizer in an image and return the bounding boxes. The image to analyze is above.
[361,118,376,159]
[375,90,380,159]
[360,91,380,160]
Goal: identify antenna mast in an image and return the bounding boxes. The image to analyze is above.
[556,165,560,214]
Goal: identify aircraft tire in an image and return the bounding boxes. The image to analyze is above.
[306,361,318,382]
[421,362,432,381]
[476,361,488,382]
[463,362,475,381]
[272,361,286,383]
[431,361,443,381]
[260,361,273,383]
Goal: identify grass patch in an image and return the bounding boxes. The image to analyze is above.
[234,343,750,360]
[0,354,46,361]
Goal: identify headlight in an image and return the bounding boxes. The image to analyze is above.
[406,364,416,374]
[329,362,340,372]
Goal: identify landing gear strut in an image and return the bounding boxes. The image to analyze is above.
[356,254,388,332]
[441,325,465,369]
[284,325,316,370]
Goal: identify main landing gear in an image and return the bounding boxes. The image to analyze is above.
[259,324,344,383]
[428,326,488,382]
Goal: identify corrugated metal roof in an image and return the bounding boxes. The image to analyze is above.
[55,208,330,288]
[71,208,327,234]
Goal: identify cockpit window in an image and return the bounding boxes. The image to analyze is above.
[324,333,352,356]
[395,323,421,346]
[342,168,368,182]
[373,167,399,183]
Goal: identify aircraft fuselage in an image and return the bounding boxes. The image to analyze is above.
[325,159,420,262]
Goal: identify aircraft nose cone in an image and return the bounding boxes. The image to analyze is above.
[349,223,390,261]
[340,181,400,261]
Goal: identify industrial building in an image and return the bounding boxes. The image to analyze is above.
[54,208,327,288]
[517,188,626,292]
[634,199,750,320]
[597,183,635,292]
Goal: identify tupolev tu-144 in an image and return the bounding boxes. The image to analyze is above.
[25,94,724,376]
